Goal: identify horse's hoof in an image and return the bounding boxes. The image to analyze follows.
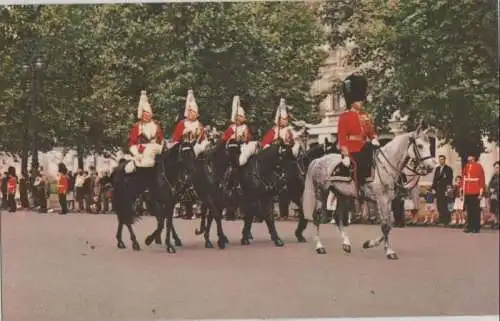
[174,239,183,247]
[362,240,371,249]
[223,235,229,244]
[166,245,176,254]
[274,239,284,247]
[316,247,327,254]
[117,241,126,249]
[205,241,214,248]
[217,239,226,249]
[155,236,162,245]
[342,244,351,253]
[386,252,399,260]
[240,238,250,246]
[132,242,141,251]
[145,235,154,246]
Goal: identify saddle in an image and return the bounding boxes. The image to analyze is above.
[328,158,355,183]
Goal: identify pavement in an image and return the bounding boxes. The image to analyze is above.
[2,211,499,321]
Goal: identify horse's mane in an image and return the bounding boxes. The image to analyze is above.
[247,144,283,174]
[378,133,412,170]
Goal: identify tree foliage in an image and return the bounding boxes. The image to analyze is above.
[0,3,326,159]
[322,0,498,159]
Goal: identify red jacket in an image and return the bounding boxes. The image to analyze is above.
[221,124,251,143]
[337,110,377,153]
[128,121,164,148]
[462,162,485,195]
[58,174,69,194]
[7,176,17,195]
[172,119,206,142]
[261,126,293,146]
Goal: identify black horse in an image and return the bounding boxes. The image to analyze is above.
[111,151,177,251]
[194,138,243,239]
[238,140,295,247]
[187,141,233,249]
[142,140,198,253]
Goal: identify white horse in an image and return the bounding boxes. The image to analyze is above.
[302,124,437,259]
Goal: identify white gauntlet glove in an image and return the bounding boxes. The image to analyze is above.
[341,156,351,167]
[371,138,380,147]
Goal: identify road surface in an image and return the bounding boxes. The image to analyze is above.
[2,211,499,321]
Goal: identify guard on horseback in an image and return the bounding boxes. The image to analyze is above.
[221,96,251,145]
[220,96,253,196]
[125,90,165,174]
[172,89,206,144]
[261,98,295,148]
[337,74,380,187]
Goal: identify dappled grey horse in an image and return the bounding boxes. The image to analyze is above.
[302,124,437,259]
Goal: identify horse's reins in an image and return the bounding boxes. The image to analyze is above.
[373,137,433,190]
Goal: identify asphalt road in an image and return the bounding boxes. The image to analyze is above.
[2,211,499,321]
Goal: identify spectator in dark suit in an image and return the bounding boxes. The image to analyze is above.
[431,155,453,225]
[1,172,8,209]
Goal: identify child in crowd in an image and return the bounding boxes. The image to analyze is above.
[451,175,465,226]
[423,187,437,224]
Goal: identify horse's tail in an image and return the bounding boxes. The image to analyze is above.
[302,160,317,222]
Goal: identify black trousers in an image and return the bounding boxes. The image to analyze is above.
[437,194,451,224]
[392,196,405,226]
[7,193,16,212]
[351,143,375,184]
[38,189,47,213]
[1,193,7,209]
[58,193,68,214]
[464,195,481,231]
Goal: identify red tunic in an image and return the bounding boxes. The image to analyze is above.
[462,162,485,195]
[337,110,377,153]
[221,124,251,143]
[7,176,17,195]
[128,121,164,148]
[261,126,293,146]
[58,174,69,194]
[172,119,206,142]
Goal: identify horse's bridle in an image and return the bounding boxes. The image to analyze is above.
[374,136,434,190]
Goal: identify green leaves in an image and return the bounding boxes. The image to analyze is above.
[0,4,325,155]
[322,0,498,159]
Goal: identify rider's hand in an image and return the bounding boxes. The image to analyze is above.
[138,144,145,154]
[340,146,349,156]
[371,138,380,147]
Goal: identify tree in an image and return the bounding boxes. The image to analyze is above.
[321,0,499,161]
[1,3,327,161]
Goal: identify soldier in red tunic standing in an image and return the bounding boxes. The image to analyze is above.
[126,90,165,174]
[7,166,17,212]
[57,163,69,214]
[462,153,485,233]
[337,74,380,186]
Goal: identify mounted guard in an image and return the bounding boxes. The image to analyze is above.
[261,98,301,157]
[221,96,259,166]
[172,89,209,157]
[125,90,165,174]
[337,74,380,187]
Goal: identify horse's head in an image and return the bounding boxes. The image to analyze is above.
[225,139,242,167]
[407,123,438,175]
